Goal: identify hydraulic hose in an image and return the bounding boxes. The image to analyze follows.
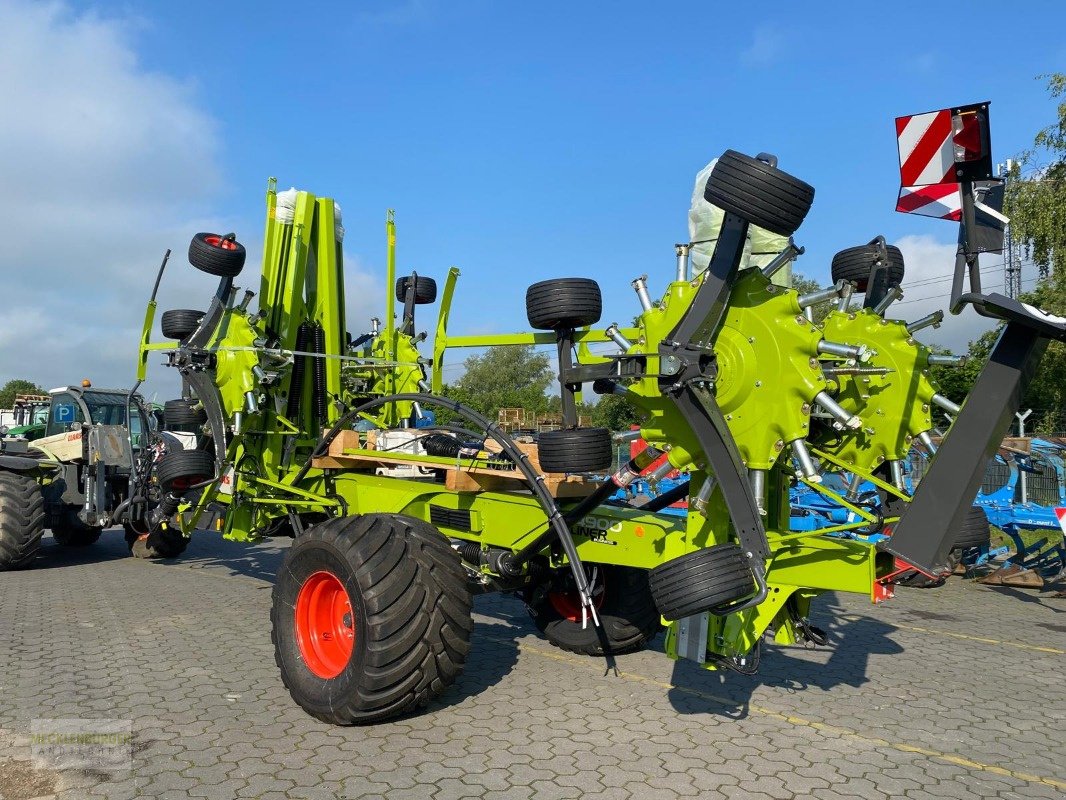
[291,392,601,624]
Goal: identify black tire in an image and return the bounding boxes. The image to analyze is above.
[526,278,602,330]
[703,150,815,237]
[395,276,437,305]
[526,565,661,656]
[188,232,246,277]
[271,513,473,724]
[831,244,905,292]
[0,472,45,570]
[155,449,215,492]
[537,428,613,473]
[163,399,206,428]
[649,543,755,621]
[952,506,991,551]
[160,309,205,340]
[130,527,189,559]
[51,509,103,547]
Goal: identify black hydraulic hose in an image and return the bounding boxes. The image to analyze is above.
[286,322,313,421]
[642,480,690,512]
[290,392,600,618]
[311,323,327,423]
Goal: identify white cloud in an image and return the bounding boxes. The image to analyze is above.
[891,234,998,352]
[0,1,224,395]
[740,26,784,67]
[0,2,383,404]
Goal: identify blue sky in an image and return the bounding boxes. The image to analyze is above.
[2,0,1064,390]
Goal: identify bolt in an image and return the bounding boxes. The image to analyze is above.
[773,439,784,451]
[801,403,811,415]
[754,380,762,387]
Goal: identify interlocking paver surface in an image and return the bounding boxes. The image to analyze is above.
[0,529,1063,799]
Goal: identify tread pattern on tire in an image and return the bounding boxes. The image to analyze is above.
[271,513,474,724]
[703,150,815,237]
[160,309,205,340]
[0,472,45,570]
[831,244,905,292]
[155,449,215,490]
[952,506,991,550]
[188,232,246,277]
[51,509,103,547]
[649,543,755,620]
[395,276,437,305]
[526,278,602,330]
[163,399,207,428]
[527,565,661,656]
[537,428,613,473]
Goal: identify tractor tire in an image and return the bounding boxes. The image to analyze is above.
[163,399,206,428]
[831,244,905,292]
[155,449,215,492]
[51,509,103,547]
[649,543,755,621]
[952,506,992,551]
[0,472,45,570]
[188,232,246,277]
[160,309,205,341]
[537,428,613,473]
[130,527,188,559]
[271,513,473,725]
[395,276,437,305]
[526,565,661,656]
[526,278,602,330]
[703,150,815,237]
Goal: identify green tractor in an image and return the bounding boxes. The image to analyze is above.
[3,394,50,442]
[115,143,1065,727]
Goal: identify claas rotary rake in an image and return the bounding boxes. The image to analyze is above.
[132,148,1066,724]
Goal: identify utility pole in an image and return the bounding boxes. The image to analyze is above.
[997,160,1022,298]
[1016,408,1032,504]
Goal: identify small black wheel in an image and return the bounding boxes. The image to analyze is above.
[160,309,206,340]
[155,449,215,492]
[51,509,103,547]
[0,472,45,570]
[952,506,991,551]
[395,276,437,305]
[537,428,613,473]
[526,565,661,656]
[526,278,602,330]
[130,527,189,559]
[163,399,206,428]
[271,513,474,724]
[649,543,755,620]
[831,243,905,292]
[703,150,815,237]
[189,232,246,277]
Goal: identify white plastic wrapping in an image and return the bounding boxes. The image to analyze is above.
[275,187,298,224]
[687,159,793,286]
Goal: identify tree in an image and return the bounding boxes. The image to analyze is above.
[0,379,46,410]
[446,345,553,421]
[591,393,642,431]
[1005,74,1066,280]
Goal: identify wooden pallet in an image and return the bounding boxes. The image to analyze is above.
[311,430,598,497]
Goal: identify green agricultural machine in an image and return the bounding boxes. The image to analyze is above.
[116,144,1066,726]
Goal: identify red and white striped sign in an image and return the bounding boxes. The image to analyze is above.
[896,183,961,220]
[1056,507,1066,537]
[896,109,956,187]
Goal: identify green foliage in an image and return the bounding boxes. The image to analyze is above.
[0,379,46,410]
[591,393,643,431]
[1005,73,1066,280]
[445,345,553,421]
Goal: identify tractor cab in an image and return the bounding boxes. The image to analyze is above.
[42,385,152,450]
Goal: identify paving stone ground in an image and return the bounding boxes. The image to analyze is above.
[0,529,1063,799]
